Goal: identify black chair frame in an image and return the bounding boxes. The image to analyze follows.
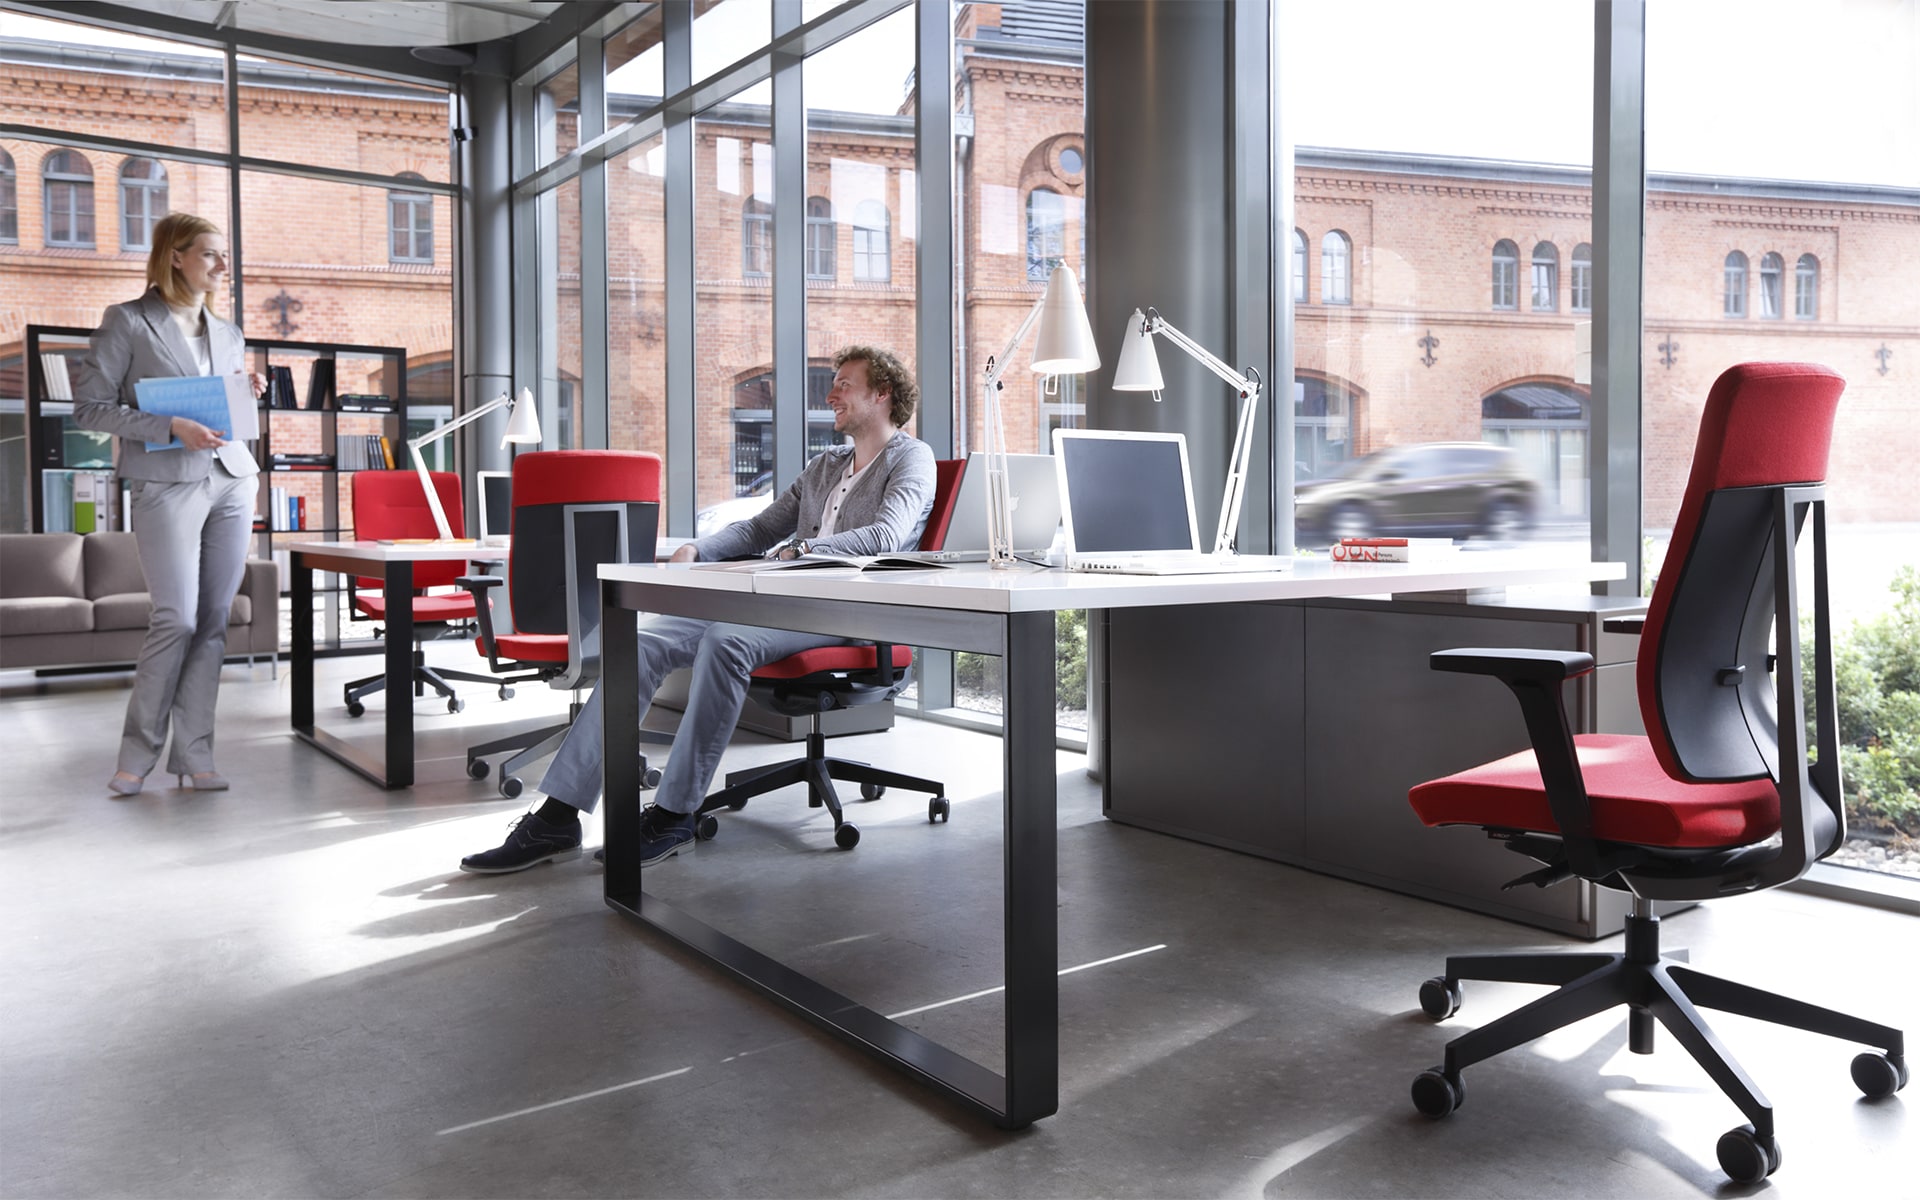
[694,641,948,850]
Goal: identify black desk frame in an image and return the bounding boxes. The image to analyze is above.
[289,547,420,790]
[599,576,1059,1128]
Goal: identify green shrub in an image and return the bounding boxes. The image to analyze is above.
[954,608,1090,711]
[1806,565,1920,837]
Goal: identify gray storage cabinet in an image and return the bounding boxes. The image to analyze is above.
[1102,594,1650,938]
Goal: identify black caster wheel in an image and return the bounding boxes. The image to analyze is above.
[346,701,365,718]
[1851,1051,1910,1098]
[498,685,515,701]
[500,776,524,800]
[834,823,861,850]
[642,766,663,790]
[929,795,950,823]
[1715,1125,1782,1183]
[860,782,886,801]
[1419,977,1462,1020]
[448,697,465,714]
[1410,1068,1463,1118]
[466,758,489,781]
[695,814,719,841]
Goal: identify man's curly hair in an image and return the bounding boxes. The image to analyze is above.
[834,345,918,428]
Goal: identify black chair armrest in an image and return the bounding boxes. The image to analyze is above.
[1430,646,1617,879]
[1432,647,1595,683]
[455,574,507,667]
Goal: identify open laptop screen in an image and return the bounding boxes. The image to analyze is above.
[1054,430,1198,554]
[476,471,512,541]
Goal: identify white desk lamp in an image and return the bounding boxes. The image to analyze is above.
[980,265,1101,567]
[409,386,542,541]
[1112,307,1264,555]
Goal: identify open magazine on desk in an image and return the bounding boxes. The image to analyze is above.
[692,552,953,573]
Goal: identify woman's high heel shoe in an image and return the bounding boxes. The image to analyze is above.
[107,772,145,797]
[177,771,230,792]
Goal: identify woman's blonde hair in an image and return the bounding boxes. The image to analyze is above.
[146,212,223,308]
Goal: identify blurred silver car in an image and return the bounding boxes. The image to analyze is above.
[1294,442,1540,543]
[694,472,775,539]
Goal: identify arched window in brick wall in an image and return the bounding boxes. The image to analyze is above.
[1291,228,1308,303]
[1491,239,1518,310]
[1026,187,1065,282]
[1482,381,1589,519]
[1321,230,1351,305]
[1758,251,1784,319]
[119,158,168,252]
[1570,243,1593,313]
[1723,251,1748,318]
[805,195,834,280]
[42,149,94,249]
[388,172,432,264]
[1795,254,1819,320]
[1530,241,1559,312]
[852,198,889,282]
[0,148,17,244]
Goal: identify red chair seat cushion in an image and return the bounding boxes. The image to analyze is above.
[1409,733,1781,849]
[353,592,478,622]
[479,632,570,663]
[752,643,913,680]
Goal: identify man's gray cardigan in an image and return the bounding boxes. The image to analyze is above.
[691,429,934,561]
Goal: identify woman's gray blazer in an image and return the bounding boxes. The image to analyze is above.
[72,288,259,481]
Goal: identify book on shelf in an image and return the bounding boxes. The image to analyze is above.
[1330,537,1457,563]
[379,435,395,469]
[305,359,335,410]
[40,468,116,534]
[40,353,74,400]
[335,394,395,413]
[265,365,298,409]
[271,452,335,470]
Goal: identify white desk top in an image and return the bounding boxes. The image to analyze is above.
[601,552,1626,615]
[290,540,511,565]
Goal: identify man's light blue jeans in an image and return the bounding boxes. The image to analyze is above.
[537,615,854,815]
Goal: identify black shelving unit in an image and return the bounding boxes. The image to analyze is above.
[21,325,408,651]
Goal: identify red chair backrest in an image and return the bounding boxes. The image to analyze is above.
[350,470,465,590]
[919,459,966,551]
[1638,362,1845,784]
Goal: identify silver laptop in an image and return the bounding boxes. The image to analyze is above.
[1053,429,1292,575]
[908,452,1063,562]
[475,471,512,545]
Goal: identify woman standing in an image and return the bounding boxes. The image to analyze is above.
[73,212,266,796]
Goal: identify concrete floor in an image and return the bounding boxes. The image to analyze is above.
[3,649,1916,1199]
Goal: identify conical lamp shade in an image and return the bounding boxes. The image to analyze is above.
[502,386,542,445]
[1030,265,1101,376]
[1111,308,1164,392]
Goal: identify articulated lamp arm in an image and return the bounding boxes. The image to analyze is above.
[1130,309,1264,555]
[408,388,540,540]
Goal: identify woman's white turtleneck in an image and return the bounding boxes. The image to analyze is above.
[167,298,213,376]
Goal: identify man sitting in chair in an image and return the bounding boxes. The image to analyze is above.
[460,345,936,874]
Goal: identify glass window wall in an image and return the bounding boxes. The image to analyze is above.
[1647,0,1920,879]
[1285,1,1594,578]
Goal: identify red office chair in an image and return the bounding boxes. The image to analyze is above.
[343,470,497,716]
[694,457,966,850]
[1403,363,1905,1183]
[459,450,665,798]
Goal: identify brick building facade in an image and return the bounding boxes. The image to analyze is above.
[5,9,1914,535]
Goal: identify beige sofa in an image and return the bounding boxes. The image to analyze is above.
[0,532,278,671]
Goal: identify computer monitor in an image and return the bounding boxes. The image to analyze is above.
[476,470,512,543]
[1052,429,1200,555]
